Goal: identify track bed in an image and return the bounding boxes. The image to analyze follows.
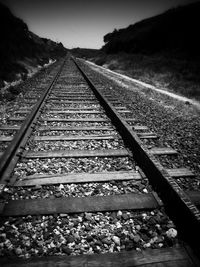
[0,56,199,266]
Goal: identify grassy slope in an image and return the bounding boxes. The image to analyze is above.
[87,2,200,101]
[91,53,200,101]
[0,3,67,88]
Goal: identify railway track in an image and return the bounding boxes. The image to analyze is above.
[0,55,200,266]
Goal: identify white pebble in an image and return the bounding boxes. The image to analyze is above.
[117,210,122,217]
[112,236,120,245]
[59,184,65,190]
[53,229,60,235]
[143,243,151,248]
[166,228,177,238]
[143,188,148,193]
[116,222,122,228]
[49,241,56,248]
[155,224,161,229]
[142,213,147,220]
[77,216,83,222]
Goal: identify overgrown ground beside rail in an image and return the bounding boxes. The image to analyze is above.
[88,53,200,101]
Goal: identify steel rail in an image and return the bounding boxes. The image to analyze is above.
[0,58,66,189]
[72,57,200,254]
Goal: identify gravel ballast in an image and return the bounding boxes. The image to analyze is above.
[38,122,113,127]
[34,130,117,137]
[13,157,135,177]
[0,59,195,261]
[40,113,108,119]
[4,178,151,200]
[25,139,125,151]
[0,209,178,258]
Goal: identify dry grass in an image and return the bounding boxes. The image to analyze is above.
[92,53,200,101]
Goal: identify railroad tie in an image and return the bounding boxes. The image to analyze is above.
[0,193,161,216]
[47,100,98,104]
[137,132,158,139]
[0,125,20,130]
[13,171,141,187]
[33,135,116,141]
[38,126,114,131]
[23,149,130,159]
[133,125,149,131]
[14,110,30,115]
[45,106,100,110]
[46,110,104,114]
[0,191,199,217]
[40,118,108,122]
[148,147,178,155]
[8,116,26,121]
[166,168,195,178]
[0,246,195,267]
[0,136,13,142]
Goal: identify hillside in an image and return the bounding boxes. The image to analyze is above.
[71,48,103,59]
[88,2,200,101]
[102,1,200,59]
[0,2,67,87]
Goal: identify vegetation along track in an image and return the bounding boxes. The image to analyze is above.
[0,55,200,266]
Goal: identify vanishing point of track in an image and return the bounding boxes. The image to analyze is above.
[0,56,200,266]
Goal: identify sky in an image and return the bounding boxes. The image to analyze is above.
[0,0,198,49]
